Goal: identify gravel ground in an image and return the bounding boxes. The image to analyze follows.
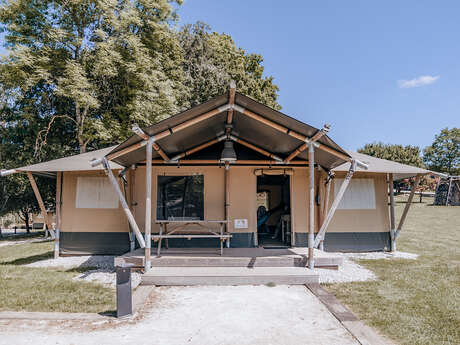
[26,255,141,289]
[23,249,417,287]
[0,286,359,345]
[314,250,418,284]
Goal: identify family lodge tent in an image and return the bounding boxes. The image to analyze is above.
[1,82,438,270]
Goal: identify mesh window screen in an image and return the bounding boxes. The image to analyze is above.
[157,175,204,220]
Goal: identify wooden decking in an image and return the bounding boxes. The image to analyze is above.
[115,247,342,269]
[142,266,319,285]
[116,247,341,286]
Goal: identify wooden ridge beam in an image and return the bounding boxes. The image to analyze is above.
[142,159,309,165]
[226,80,236,132]
[170,135,227,162]
[95,104,231,165]
[285,143,307,163]
[232,104,350,163]
[285,124,330,163]
[132,124,169,161]
[229,135,283,162]
[152,142,169,161]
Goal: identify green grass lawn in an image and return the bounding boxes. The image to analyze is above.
[326,196,460,345]
[0,240,115,313]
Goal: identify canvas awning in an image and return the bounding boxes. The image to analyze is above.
[1,146,122,178]
[333,150,442,180]
[102,92,352,170]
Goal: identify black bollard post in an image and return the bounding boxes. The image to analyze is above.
[116,263,133,318]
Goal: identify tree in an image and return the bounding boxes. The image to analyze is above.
[423,128,460,175]
[178,22,280,110]
[0,0,186,153]
[0,87,57,231]
[358,142,424,167]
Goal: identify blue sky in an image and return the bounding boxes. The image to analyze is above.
[1,1,458,151]
[177,0,459,151]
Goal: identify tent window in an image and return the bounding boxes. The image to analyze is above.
[157,175,204,220]
[76,177,119,209]
[334,178,376,209]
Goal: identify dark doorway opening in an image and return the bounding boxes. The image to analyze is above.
[256,174,291,248]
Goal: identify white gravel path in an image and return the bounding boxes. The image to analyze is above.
[0,286,359,345]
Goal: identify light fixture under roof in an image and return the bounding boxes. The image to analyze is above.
[220,140,237,162]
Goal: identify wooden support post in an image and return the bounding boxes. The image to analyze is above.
[314,161,357,248]
[308,143,315,269]
[224,162,231,248]
[27,172,54,239]
[446,176,453,206]
[145,137,153,271]
[388,173,396,252]
[54,172,62,259]
[317,170,326,251]
[395,173,421,238]
[102,158,145,248]
[129,166,136,252]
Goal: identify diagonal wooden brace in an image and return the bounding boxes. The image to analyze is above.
[102,158,145,248]
[27,172,55,239]
[313,160,358,248]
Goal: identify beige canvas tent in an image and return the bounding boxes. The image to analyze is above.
[1,83,437,270]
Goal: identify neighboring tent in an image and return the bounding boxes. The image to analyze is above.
[434,176,460,206]
[333,150,433,180]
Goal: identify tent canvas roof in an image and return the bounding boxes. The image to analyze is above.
[6,146,122,176]
[105,92,351,169]
[333,150,439,180]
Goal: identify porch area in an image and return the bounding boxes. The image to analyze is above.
[115,247,342,285]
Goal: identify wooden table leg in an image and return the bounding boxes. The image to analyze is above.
[157,223,163,257]
[220,222,224,256]
[165,223,169,249]
[282,220,285,243]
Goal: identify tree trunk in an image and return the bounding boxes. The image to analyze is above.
[25,213,30,233]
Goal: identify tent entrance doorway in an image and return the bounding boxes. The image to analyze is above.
[256,173,291,248]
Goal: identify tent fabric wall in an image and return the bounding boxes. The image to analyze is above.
[60,171,130,255]
[58,168,392,254]
[323,172,391,252]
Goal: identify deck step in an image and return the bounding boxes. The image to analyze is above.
[141,267,319,286]
[115,248,343,269]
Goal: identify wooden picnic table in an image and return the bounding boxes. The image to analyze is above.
[153,220,231,256]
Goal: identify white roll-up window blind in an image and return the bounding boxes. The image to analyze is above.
[334,178,376,209]
[76,177,119,209]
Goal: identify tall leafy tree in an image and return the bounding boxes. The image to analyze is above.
[0,0,186,153]
[358,142,424,167]
[0,98,56,231]
[178,22,280,110]
[423,128,460,175]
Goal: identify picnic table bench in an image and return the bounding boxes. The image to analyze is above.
[153,220,231,256]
